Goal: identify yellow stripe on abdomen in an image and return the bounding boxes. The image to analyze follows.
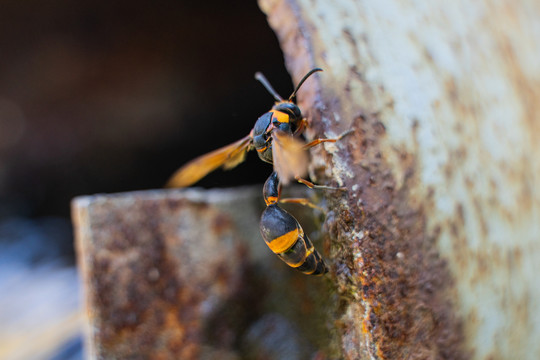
[267,228,299,254]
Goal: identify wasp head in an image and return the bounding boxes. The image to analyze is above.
[272,101,303,130]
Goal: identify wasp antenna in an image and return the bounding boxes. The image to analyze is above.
[288,68,323,101]
[255,71,284,102]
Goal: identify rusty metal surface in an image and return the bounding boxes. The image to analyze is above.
[72,186,335,359]
[259,0,540,359]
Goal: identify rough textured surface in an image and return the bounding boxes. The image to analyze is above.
[72,186,333,359]
[259,0,540,359]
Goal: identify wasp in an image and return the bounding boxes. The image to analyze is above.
[167,68,347,275]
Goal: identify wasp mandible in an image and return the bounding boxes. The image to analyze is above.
[167,69,347,275]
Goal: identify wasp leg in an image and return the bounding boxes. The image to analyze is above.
[296,129,353,190]
[303,129,354,149]
[279,197,325,212]
[295,176,347,191]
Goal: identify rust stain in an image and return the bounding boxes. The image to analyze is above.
[74,182,340,359]
[78,194,255,359]
[258,0,469,358]
[331,112,467,360]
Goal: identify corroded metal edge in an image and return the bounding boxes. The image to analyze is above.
[72,186,336,359]
[258,0,468,358]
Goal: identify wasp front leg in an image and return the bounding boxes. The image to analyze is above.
[303,129,354,149]
[295,176,346,191]
[278,197,325,212]
[294,129,355,190]
[260,172,327,275]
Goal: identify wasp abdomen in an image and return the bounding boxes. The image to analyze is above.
[260,204,327,275]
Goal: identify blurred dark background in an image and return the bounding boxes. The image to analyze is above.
[0,1,290,358]
[0,1,290,221]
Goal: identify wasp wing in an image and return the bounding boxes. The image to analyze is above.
[271,131,308,185]
[166,135,252,188]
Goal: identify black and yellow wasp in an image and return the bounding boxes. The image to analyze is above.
[168,68,345,275]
